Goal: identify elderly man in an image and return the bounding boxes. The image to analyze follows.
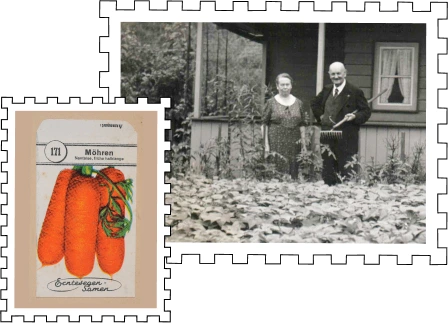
[311,62,371,186]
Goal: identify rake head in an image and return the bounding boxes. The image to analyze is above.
[322,114,349,140]
[320,130,343,140]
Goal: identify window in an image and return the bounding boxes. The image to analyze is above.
[372,42,419,112]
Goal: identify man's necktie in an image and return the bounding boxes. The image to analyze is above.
[334,88,339,97]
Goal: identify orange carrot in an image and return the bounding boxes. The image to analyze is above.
[96,167,126,277]
[64,173,100,278]
[96,198,125,277]
[38,169,75,266]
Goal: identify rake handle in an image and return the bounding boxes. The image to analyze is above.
[329,89,386,130]
[368,88,388,104]
[331,110,358,130]
[320,90,386,140]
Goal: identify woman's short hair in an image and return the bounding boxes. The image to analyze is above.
[275,73,294,85]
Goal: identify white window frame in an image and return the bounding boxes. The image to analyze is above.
[372,42,419,112]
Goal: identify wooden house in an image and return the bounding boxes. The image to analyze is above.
[191,23,426,171]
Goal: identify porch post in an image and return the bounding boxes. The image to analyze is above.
[316,23,325,94]
[312,23,326,167]
[193,22,204,118]
[260,40,267,108]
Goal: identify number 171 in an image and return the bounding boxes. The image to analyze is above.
[51,147,61,156]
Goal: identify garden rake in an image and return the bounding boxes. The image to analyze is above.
[320,110,358,140]
[319,88,387,140]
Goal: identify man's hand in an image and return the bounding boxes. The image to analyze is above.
[345,113,356,122]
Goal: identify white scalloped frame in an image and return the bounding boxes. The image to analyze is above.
[100,0,447,264]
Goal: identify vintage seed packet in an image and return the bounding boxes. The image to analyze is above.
[36,119,137,297]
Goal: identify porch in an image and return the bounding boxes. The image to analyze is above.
[190,23,426,174]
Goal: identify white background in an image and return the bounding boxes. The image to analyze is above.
[103,0,446,265]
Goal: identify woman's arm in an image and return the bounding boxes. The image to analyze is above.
[297,101,307,152]
[261,124,270,157]
[261,100,272,157]
[299,126,306,152]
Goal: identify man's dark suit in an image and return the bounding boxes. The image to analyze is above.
[311,81,371,185]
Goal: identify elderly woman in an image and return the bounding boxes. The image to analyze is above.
[261,73,308,179]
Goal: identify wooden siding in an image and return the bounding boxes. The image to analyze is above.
[343,23,426,125]
[359,125,426,165]
[191,119,426,174]
[324,24,346,86]
[190,118,263,175]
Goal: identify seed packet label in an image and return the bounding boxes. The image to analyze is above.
[36,120,137,298]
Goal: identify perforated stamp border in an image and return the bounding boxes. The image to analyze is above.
[0,0,448,322]
[1,98,171,322]
[101,1,448,306]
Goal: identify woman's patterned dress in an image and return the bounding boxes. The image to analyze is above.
[262,97,308,179]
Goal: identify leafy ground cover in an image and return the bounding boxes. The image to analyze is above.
[166,175,426,243]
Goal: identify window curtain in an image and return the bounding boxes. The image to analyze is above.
[397,49,412,104]
[380,49,398,103]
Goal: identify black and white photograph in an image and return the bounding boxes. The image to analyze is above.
[122,22,426,244]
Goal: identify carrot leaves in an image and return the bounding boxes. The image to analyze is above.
[92,169,134,239]
[72,165,94,176]
[116,179,134,203]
